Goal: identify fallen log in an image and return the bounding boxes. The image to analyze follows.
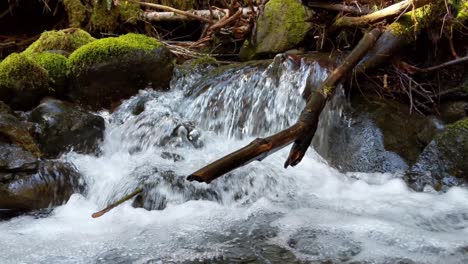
[187,28,382,183]
[306,2,372,16]
[333,0,434,27]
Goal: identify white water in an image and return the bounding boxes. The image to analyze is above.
[1,57,468,263]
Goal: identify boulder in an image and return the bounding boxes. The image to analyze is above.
[68,33,174,109]
[313,96,439,173]
[406,118,468,191]
[30,52,69,97]
[0,160,83,211]
[30,98,105,158]
[0,53,50,110]
[239,0,312,60]
[0,101,41,157]
[22,29,95,55]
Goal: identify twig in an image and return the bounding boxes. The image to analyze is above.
[415,55,468,72]
[132,0,214,24]
[91,188,143,218]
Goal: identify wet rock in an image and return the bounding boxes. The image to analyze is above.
[313,96,437,173]
[0,160,84,211]
[68,33,174,109]
[440,101,468,124]
[406,118,468,191]
[30,98,105,158]
[239,0,312,60]
[132,169,219,211]
[0,101,41,157]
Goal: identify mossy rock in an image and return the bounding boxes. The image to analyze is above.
[406,118,468,191]
[68,33,174,109]
[62,0,87,28]
[0,53,49,110]
[30,52,69,96]
[23,29,95,55]
[239,0,312,61]
[90,1,140,32]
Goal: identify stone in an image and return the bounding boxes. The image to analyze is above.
[239,0,312,60]
[68,33,174,109]
[406,118,468,191]
[30,98,105,158]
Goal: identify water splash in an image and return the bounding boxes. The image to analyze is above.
[1,56,468,264]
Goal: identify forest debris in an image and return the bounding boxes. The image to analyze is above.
[91,188,143,218]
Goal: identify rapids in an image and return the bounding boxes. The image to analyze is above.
[1,56,467,264]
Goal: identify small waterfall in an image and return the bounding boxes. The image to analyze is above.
[1,55,468,264]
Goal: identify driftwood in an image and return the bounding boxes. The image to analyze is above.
[333,0,433,27]
[187,28,382,183]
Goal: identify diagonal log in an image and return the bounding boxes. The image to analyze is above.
[187,28,382,183]
[333,0,434,27]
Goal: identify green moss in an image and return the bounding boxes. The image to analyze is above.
[263,0,310,52]
[240,0,311,60]
[31,53,68,86]
[389,1,445,40]
[190,55,217,67]
[24,29,95,55]
[90,1,140,32]
[68,33,162,73]
[119,2,140,23]
[454,0,468,28]
[62,0,87,28]
[0,53,49,93]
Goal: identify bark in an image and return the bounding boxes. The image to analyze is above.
[187,28,382,183]
[143,7,257,22]
[333,0,434,27]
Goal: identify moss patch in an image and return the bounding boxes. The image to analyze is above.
[190,55,218,67]
[0,53,49,93]
[31,52,68,86]
[62,0,87,28]
[240,0,311,60]
[24,29,95,55]
[68,33,162,73]
[90,1,140,32]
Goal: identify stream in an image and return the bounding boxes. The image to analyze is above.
[1,56,467,263]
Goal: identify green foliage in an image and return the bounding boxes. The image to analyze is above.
[62,0,87,27]
[68,33,162,73]
[24,29,95,55]
[0,53,49,93]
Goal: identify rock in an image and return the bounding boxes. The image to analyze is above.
[406,118,468,191]
[0,160,83,211]
[30,98,105,158]
[440,101,468,124]
[239,0,312,60]
[313,96,438,173]
[23,29,95,55]
[0,53,50,110]
[68,33,174,109]
[30,52,69,97]
[0,101,41,157]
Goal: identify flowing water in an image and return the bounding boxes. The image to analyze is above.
[1,56,468,264]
